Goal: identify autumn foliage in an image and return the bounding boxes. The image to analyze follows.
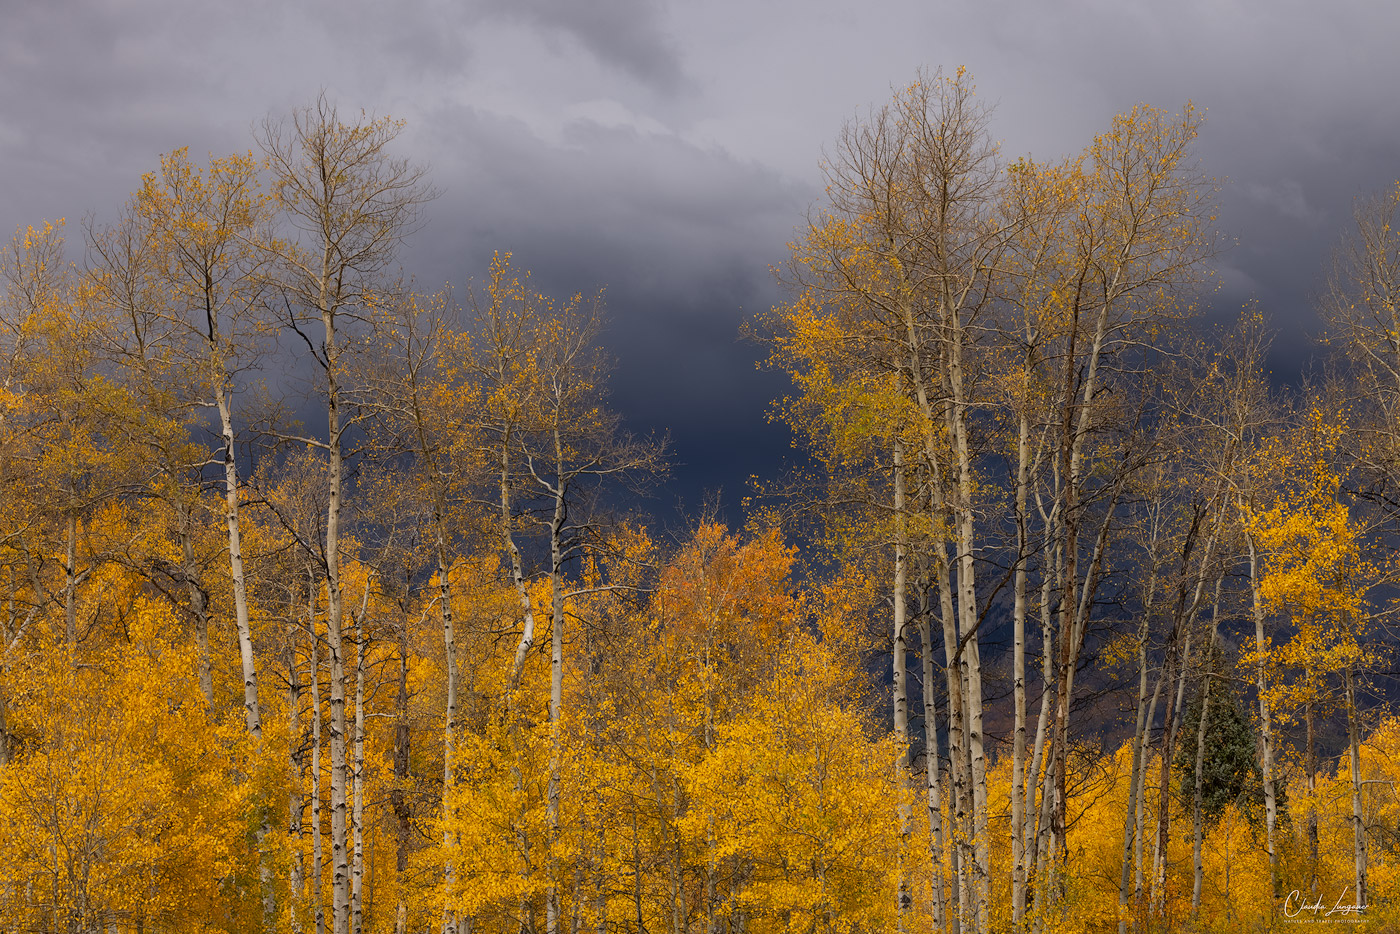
[0,79,1398,934]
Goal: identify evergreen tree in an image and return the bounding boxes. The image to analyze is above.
[1175,645,1286,825]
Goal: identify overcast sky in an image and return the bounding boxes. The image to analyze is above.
[4,0,1400,520]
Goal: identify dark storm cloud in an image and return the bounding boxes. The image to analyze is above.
[412,102,811,511]
[6,0,1400,515]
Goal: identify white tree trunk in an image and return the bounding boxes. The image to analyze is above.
[501,433,538,698]
[290,586,307,933]
[1011,406,1032,930]
[353,596,367,934]
[1191,655,1211,912]
[311,584,327,934]
[1243,521,1279,896]
[1346,664,1367,912]
[216,381,261,738]
[546,424,569,934]
[919,615,947,933]
[438,518,459,934]
[321,291,352,934]
[892,436,911,932]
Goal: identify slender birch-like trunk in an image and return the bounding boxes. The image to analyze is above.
[1150,629,1182,912]
[1117,570,1158,934]
[216,378,261,738]
[318,273,353,934]
[1191,637,1216,912]
[1307,699,1318,893]
[917,413,968,934]
[218,368,275,927]
[1190,666,1210,910]
[393,586,413,934]
[438,516,459,934]
[353,593,368,934]
[1133,657,1165,923]
[1151,500,1220,912]
[500,430,537,698]
[942,306,990,934]
[1168,631,1192,762]
[1242,521,1279,896]
[1345,664,1367,912]
[1049,292,1117,883]
[1152,628,1193,911]
[892,435,911,932]
[1011,403,1031,930]
[1028,525,1062,934]
[936,541,968,934]
[311,581,327,934]
[1024,515,1059,902]
[546,425,569,934]
[919,612,947,934]
[290,589,307,932]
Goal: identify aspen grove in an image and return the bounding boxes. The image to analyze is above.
[0,77,1398,934]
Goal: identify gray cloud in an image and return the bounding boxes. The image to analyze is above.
[4,0,1400,513]
[1243,180,1317,223]
[474,0,688,95]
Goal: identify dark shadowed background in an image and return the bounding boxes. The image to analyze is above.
[5,0,1400,522]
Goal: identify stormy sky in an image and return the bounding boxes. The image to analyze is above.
[4,0,1400,521]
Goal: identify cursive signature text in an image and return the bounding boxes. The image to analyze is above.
[1283,887,1363,919]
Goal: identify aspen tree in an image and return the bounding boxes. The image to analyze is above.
[1201,311,1282,896]
[289,572,309,930]
[310,570,328,934]
[0,596,244,932]
[260,94,434,934]
[363,289,472,934]
[1316,187,1400,914]
[91,153,290,924]
[451,260,662,934]
[0,222,128,652]
[1248,407,1380,915]
[119,150,273,733]
[1026,109,1217,909]
[519,297,662,934]
[783,69,1013,934]
[85,199,219,705]
[775,74,1218,933]
[917,603,948,933]
[453,258,551,934]
[390,569,414,934]
[1114,460,1172,933]
[1118,315,1271,924]
[1190,581,1223,915]
[463,256,546,706]
[998,154,1081,928]
[260,447,338,933]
